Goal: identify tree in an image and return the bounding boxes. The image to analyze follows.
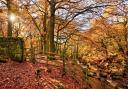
[6,0,13,36]
[27,0,111,56]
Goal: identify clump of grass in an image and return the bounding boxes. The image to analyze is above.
[55,81,64,89]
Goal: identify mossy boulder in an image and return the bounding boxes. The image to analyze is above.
[0,37,24,62]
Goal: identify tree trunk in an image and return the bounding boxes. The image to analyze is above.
[40,36,44,54]
[56,31,59,54]
[42,0,48,55]
[30,35,35,63]
[7,0,12,37]
[62,43,66,76]
[48,0,55,55]
[43,14,48,55]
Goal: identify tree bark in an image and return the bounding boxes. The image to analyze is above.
[42,0,48,55]
[7,0,12,37]
[48,0,55,55]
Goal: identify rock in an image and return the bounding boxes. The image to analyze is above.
[111,71,123,76]
[123,71,128,77]
[104,63,109,67]
[99,72,107,78]
[107,79,118,87]
[88,72,95,77]
[110,69,123,80]
[89,65,98,71]
[98,63,106,69]
[111,75,122,80]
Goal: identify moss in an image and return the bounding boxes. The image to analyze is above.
[0,57,7,63]
[47,55,55,60]
[0,37,24,62]
[55,81,64,89]
[71,60,77,65]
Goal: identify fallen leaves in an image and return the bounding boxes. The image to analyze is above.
[0,60,86,89]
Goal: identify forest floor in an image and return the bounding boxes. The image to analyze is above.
[0,59,87,89]
[0,58,128,89]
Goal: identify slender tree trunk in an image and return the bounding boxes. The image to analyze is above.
[123,21,128,58]
[76,37,79,59]
[0,21,2,36]
[56,31,59,54]
[30,35,35,63]
[62,40,68,76]
[20,39,24,62]
[43,13,47,54]
[40,36,44,54]
[73,46,76,60]
[7,0,12,37]
[62,42,66,76]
